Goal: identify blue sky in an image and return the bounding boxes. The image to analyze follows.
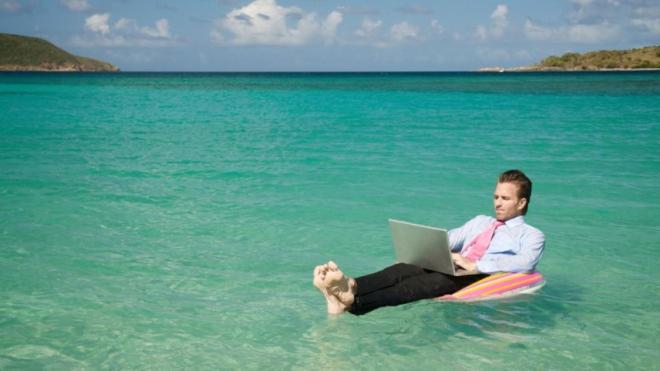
[1,0,659,71]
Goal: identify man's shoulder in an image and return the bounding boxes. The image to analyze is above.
[521,222,545,239]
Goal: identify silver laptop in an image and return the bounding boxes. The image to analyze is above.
[389,219,474,276]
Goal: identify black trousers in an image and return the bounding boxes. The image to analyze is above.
[348,263,488,315]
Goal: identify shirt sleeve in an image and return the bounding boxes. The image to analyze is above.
[476,229,545,273]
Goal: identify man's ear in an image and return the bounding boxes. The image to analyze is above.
[517,197,528,211]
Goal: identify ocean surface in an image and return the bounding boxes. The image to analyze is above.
[1,72,659,369]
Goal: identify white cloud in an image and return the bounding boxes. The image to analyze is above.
[322,10,343,40]
[141,19,170,38]
[629,3,660,36]
[524,19,620,43]
[85,13,110,35]
[76,13,177,47]
[61,0,90,12]
[568,0,640,24]
[353,18,424,47]
[114,18,137,31]
[430,19,444,34]
[474,4,508,41]
[353,18,392,47]
[355,18,382,38]
[490,4,508,38]
[633,4,660,18]
[0,0,20,12]
[390,22,420,42]
[211,0,343,46]
[631,18,660,35]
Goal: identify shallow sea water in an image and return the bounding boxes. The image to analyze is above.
[1,72,659,369]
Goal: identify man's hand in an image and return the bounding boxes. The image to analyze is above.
[451,253,479,274]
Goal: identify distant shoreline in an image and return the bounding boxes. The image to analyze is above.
[2,70,659,75]
[481,46,660,73]
[0,64,118,72]
[0,33,119,72]
[478,66,660,72]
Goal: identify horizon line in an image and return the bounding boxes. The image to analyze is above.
[3,70,658,74]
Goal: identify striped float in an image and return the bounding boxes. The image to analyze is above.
[437,272,545,302]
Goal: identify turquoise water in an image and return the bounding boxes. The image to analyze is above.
[1,72,659,369]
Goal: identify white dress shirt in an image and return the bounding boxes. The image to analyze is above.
[448,215,545,273]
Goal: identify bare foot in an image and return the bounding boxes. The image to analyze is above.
[323,261,356,307]
[313,264,349,314]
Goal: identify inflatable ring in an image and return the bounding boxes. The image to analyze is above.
[437,272,545,302]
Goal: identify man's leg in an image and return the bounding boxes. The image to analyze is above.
[314,262,429,312]
[352,263,430,296]
[349,271,487,315]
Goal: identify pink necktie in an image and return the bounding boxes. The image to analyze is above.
[461,220,505,261]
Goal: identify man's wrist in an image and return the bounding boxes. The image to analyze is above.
[465,260,479,273]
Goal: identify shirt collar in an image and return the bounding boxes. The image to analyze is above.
[503,215,525,227]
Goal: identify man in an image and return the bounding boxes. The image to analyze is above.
[313,169,545,315]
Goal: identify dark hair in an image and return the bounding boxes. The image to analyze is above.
[498,169,532,215]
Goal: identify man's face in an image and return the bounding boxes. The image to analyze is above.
[493,182,527,221]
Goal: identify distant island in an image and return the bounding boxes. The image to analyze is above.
[0,33,118,72]
[480,45,660,72]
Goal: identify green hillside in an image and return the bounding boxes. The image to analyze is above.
[536,45,660,70]
[0,33,118,72]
